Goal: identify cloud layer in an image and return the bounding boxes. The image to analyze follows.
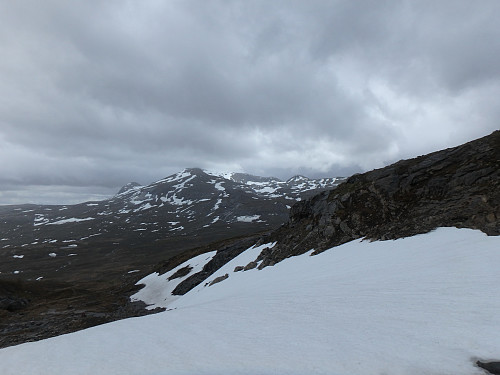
[1,1,499,204]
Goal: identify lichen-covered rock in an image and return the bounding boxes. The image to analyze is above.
[243,261,258,271]
[208,274,228,286]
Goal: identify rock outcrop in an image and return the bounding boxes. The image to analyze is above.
[258,130,500,267]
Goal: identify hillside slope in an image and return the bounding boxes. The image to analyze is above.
[1,227,499,375]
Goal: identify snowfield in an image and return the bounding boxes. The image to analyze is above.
[0,227,499,375]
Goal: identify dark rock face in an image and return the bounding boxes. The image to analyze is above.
[477,361,500,375]
[208,274,229,286]
[0,296,29,312]
[258,131,500,267]
[168,265,193,281]
[243,261,258,271]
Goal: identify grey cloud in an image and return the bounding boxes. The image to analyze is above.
[0,1,499,204]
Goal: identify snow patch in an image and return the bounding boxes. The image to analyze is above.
[236,215,261,222]
[131,251,217,309]
[47,217,95,225]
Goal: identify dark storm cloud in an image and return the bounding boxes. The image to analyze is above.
[0,0,499,204]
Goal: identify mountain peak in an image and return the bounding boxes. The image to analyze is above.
[183,167,205,175]
[117,182,142,195]
[286,175,309,183]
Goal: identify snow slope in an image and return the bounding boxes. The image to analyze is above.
[0,227,499,375]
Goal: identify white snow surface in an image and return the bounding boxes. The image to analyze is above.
[203,169,234,180]
[130,251,217,310]
[236,215,261,222]
[46,217,95,225]
[1,228,499,375]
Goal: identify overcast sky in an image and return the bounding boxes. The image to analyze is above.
[1,0,499,205]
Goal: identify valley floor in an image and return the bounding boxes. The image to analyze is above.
[0,227,498,375]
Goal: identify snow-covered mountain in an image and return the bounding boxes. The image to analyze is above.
[1,227,499,375]
[0,168,344,250]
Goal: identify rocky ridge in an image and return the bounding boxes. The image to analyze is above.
[257,130,500,266]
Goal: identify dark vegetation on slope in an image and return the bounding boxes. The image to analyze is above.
[0,277,154,348]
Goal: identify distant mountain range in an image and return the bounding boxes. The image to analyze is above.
[0,168,344,283]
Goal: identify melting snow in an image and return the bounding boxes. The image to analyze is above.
[33,214,49,226]
[133,203,154,212]
[12,255,24,259]
[236,215,261,222]
[47,217,95,225]
[212,198,222,211]
[170,226,184,231]
[79,234,102,240]
[214,182,225,191]
[204,170,234,180]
